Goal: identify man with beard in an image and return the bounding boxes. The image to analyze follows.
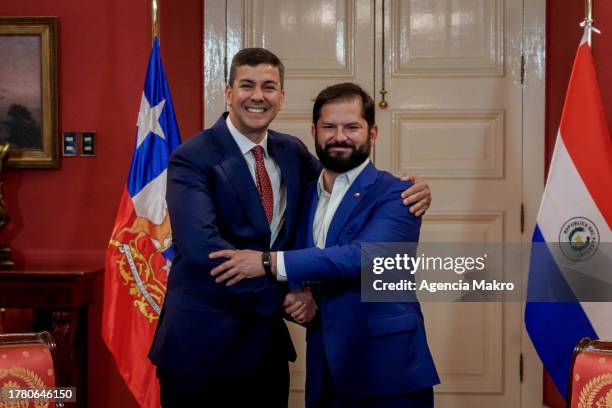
[150,48,433,407]
[210,82,439,407]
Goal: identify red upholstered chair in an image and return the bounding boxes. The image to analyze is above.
[0,331,62,408]
[568,337,612,408]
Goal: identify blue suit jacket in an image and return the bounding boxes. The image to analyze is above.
[149,114,321,377]
[284,162,440,401]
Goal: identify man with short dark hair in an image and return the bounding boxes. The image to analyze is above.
[149,48,432,407]
[228,46,286,88]
[211,82,439,407]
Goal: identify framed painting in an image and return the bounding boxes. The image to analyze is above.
[0,17,58,169]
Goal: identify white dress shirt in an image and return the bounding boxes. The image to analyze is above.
[277,159,370,280]
[226,117,286,247]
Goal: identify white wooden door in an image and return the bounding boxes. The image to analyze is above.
[374,1,522,406]
[204,1,545,406]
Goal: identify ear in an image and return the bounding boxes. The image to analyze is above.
[369,123,379,146]
[224,84,232,105]
[311,123,316,143]
[279,88,286,110]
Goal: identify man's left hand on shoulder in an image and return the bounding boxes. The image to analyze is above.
[400,174,431,217]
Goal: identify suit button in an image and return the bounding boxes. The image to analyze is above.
[347,229,353,234]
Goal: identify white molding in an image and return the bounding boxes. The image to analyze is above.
[391,109,505,178]
[390,0,505,77]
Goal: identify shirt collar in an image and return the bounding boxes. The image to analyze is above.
[226,115,269,157]
[317,159,370,196]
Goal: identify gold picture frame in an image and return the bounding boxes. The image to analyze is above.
[0,17,58,169]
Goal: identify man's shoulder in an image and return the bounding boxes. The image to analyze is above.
[370,167,412,197]
[365,166,420,224]
[268,129,310,153]
[171,127,222,163]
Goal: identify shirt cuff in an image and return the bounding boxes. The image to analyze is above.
[276,251,288,281]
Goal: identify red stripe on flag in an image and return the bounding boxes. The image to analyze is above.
[102,188,164,408]
[560,43,612,229]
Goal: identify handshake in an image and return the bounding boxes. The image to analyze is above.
[284,287,318,325]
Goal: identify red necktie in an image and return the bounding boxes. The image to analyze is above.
[251,145,274,224]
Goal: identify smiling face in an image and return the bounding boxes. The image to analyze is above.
[313,98,378,174]
[225,63,285,142]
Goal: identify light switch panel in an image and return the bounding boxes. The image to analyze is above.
[81,132,96,156]
[62,132,78,156]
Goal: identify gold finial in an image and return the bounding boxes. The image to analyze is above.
[152,0,159,45]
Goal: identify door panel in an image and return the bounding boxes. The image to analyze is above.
[246,0,355,77]
[392,0,504,75]
[389,110,505,178]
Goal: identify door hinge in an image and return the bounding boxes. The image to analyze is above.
[520,53,526,84]
[520,353,524,383]
[520,203,525,234]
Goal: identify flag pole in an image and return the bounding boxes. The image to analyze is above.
[152,0,159,44]
[586,0,593,46]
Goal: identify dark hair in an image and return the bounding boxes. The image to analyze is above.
[228,48,285,88]
[312,82,375,127]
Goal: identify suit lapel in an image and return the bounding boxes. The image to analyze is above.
[325,162,377,247]
[268,132,299,249]
[213,115,271,245]
[304,184,318,248]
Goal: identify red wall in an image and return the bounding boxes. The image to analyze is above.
[0,0,202,406]
[545,1,612,407]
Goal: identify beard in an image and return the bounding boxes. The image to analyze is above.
[315,138,371,174]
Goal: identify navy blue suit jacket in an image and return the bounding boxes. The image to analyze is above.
[283,162,440,401]
[149,114,321,377]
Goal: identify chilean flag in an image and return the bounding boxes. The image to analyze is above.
[525,25,612,398]
[102,37,181,408]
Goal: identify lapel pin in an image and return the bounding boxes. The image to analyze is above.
[354,192,360,199]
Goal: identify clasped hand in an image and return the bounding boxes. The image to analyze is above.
[284,288,317,324]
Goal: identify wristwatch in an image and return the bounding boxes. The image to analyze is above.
[262,251,273,278]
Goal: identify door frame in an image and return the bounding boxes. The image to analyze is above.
[521,0,546,406]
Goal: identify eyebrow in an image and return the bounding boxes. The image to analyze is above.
[319,121,363,127]
[237,79,279,86]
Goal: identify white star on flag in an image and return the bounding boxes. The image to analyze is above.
[136,92,166,148]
